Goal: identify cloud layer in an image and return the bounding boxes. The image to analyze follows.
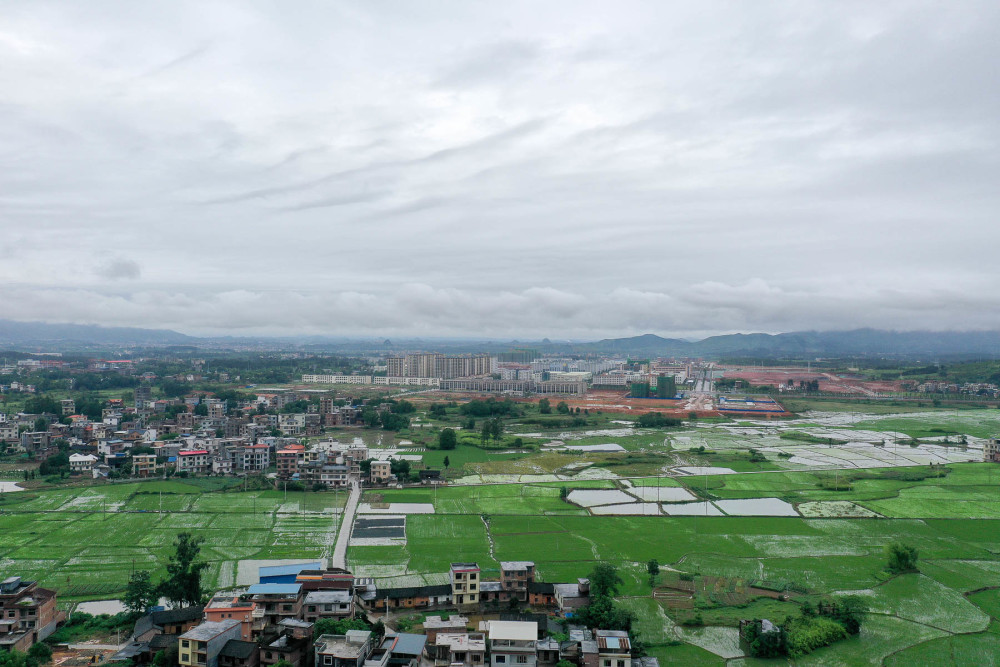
[1,1,998,337]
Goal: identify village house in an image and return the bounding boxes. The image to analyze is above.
[204,595,265,642]
[486,621,537,667]
[369,460,393,485]
[178,620,243,667]
[247,584,304,628]
[430,633,486,667]
[500,562,535,603]
[218,639,261,667]
[315,630,373,667]
[368,585,451,612]
[259,618,313,667]
[592,630,631,667]
[422,616,469,645]
[985,437,1000,462]
[451,563,480,608]
[554,579,590,613]
[377,633,426,667]
[69,453,99,474]
[132,453,159,477]
[177,450,212,475]
[0,576,62,652]
[302,590,354,622]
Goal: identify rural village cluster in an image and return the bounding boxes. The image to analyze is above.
[1,347,999,666]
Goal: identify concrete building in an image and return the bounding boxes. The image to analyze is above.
[260,619,313,667]
[302,590,354,622]
[985,437,1000,462]
[500,562,535,603]
[132,453,159,477]
[0,577,62,652]
[486,621,537,667]
[370,460,393,485]
[178,620,243,667]
[177,450,212,474]
[69,453,99,474]
[450,563,480,607]
[204,596,264,642]
[315,630,373,667]
[593,630,631,667]
[432,633,486,667]
[247,584,303,628]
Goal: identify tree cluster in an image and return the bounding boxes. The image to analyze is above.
[459,398,518,417]
[635,412,682,428]
[575,564,634,633]
[480,418,504,446]
[745,596,866,659]
[885,542,919,574]
[124,533,208,613]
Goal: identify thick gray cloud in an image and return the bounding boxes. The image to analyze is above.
[0,1,997,338]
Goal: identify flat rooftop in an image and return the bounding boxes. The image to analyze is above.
[487,621,537,642]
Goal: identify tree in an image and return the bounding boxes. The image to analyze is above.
[589,562,623,598]
[647,559,660,580]
[439,428,457,450]
[556,401,570,414]
[124,570,157,615]
[886,542,918,574]
[152,651,169,667]
[488,417,504,444]
[443,456,450,469]
[559,486,569,500]
[159,532,208,607]
[575,594,634,632]
[27,643,52,665]
[538,398,552,414]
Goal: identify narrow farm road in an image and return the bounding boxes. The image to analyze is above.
[332,481,361,570]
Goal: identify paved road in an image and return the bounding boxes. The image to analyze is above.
[331,481,361,570]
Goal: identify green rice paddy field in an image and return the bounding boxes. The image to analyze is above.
[0,480,345,600]
[2,460,1000,663]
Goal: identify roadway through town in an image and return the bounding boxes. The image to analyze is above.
[331,480,361,570]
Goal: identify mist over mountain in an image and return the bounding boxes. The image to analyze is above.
[0,319,193,348]
[3,319,1000,360]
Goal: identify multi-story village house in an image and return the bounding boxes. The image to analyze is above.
[451,563,480,608]
[0,576,62,652]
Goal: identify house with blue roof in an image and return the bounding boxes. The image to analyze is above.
[259,562,322,584]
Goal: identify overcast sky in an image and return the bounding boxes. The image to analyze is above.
[1,1,998,339]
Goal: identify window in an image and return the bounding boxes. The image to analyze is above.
[182,641,190,648]
[495,657,506,664]
[324,657,333,666]
[516,657,527,664]
[181,655,189,663]
[618,661,625,667]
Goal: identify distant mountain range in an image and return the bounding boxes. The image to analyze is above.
[563,329,1000,359]
[2,319,1000,359]
[0,319,193,347]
